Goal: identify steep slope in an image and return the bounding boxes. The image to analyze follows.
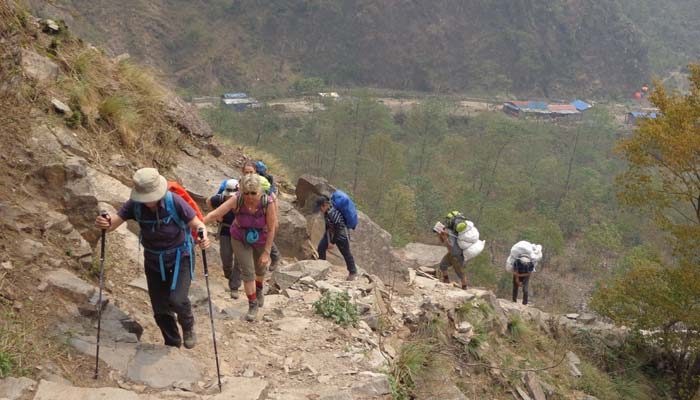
[29,0,649,97]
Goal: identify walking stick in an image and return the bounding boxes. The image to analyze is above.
[94,211,108,379]
[198,228,222,392]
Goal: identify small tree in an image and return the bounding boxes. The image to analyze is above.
[593,64,700,400]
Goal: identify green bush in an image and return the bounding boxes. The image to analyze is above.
[313,292,358,326]
[507,315,530,341]
[0,351,14,378]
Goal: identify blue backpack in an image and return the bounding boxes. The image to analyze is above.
[331,190,358,229]
[134,191,194,291]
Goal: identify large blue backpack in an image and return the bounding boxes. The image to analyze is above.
[134,191,194,291]
[331,190,358,230]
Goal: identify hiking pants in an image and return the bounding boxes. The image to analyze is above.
[440,252,466,279]
[231,239,267,282]
[270,242,281,266]
[219,235,241,291]
[144,256,194,347]
[318,235,357,274]
[512,274,530,305]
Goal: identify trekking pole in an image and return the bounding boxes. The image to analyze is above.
[94,210,108,379]
[198,228,222,393]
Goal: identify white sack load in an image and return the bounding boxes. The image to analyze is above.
[463,240,485,261]
[508,241,543,272]
[505,255,515,272]
[457,221,479,249]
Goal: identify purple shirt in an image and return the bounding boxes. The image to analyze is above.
[230,196,272,248]
[118,193,196,252]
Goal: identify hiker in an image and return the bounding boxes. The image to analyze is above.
[506,241,542,305]
[241,161,281,270]
[436,211,470,290]
[207,179,241,299]
[512,255,535,305]
[94,168,210,349]
[203,174,277,321]
[255,160,277,195]
[315,195,358,281]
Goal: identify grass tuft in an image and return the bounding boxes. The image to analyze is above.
[389,342,434,400]
[99,95,140,148]
[507,315,530,341]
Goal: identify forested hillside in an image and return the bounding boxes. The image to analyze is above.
[619,0,700,79]
[204,96,663,312]
[31,0,649,97]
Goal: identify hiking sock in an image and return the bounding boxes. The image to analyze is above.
[255,280,264,307]
[247,292,257,302]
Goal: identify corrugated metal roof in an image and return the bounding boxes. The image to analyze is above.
[222,98,256,105]
[222,92,248,99]
[549,104,579,114]
[571,100,592,111]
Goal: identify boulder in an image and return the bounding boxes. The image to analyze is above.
[45,268,95,303]
[20,49,58,83]
[48,125,89,158]
[352,372,391,396]
[272,260,332,290]
[525,372,547,400]
[70,336,137,374]
[171,152,237,204]
[51,98,72,115]
[33,380,139,400]
[394,242,445,269]
[126,344,201,389]
[295,175,336,211]
[275,199,314,260]
[210,377,269,400]
[18,238,45,262]
[165,96,214,138]
[0,376,36,400]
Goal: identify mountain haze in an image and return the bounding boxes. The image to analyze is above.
[31,0,650,97]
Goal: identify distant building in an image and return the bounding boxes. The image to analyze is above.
[503,99,591,119]
[222,92,248,99]
[319,92,340,99]
[626,111,658,125]
[221,92,259,111]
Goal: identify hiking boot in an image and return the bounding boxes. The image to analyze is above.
[346,273,358,281]
[268,262,278,272]
[245,301,259,322]
[183,329,196,349]
[256,287,265,308]
[230,290,239,300]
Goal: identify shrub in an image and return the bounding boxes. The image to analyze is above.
[313,292,358,326]
[507,315,530,341]
[390,342,434,400]
[0,351,13,378]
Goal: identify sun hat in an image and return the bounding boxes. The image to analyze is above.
[130,168,168,203]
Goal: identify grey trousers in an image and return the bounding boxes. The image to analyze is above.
[219,235,241,291]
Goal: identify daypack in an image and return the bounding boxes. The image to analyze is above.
[167,181,204,240]
[331,190,358,229]
[133,191,194,291]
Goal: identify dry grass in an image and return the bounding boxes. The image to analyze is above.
[57,42,181,165]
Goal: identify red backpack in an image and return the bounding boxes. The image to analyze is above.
[167,181,204,240]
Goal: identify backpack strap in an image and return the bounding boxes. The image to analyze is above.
[137,192,195,290]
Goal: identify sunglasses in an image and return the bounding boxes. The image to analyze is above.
[243,191,258,196]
